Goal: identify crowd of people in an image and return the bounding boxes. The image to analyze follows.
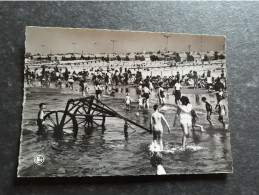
[30,63,228,150]
[150,91,228,150]
[24,64,226,91]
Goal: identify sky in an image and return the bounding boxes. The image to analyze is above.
[26,27,225,55]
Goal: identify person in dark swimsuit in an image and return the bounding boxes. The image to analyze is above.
[142,84,150,109]
[158,84,165,106]
[95,82,102,100]
[201,97,213,126]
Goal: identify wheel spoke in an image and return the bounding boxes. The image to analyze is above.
[93,121,99,126]
[82,106,87,114]
[63,127,74,130]
[47,115,56,126]
[47,124,55,128]
[56,112,59,126]
[77,109,84,115]
[63,117,72,125]
[78,119,87,126]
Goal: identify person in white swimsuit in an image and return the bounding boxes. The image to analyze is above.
[173,96,192,149]
[150,104,171,150]
[125,93,134,110]
[218,93,228,129]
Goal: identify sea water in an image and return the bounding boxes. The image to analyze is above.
[18,78,231,177]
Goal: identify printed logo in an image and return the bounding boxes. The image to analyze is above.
[34,155,45,165]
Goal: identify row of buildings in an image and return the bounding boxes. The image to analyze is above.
[25,51,225,64]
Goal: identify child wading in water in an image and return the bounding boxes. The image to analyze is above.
[125,93,134,110]
[138,95,143,110]
[201,97,213,126]
[191,109,205,131]
[37,103,48,135]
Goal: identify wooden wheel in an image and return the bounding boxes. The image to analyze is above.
[74,106,93,128]
[44,111,78,138]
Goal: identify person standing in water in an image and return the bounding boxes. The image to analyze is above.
[158,83,166,106]
[125,93,134,110]
[174,80,182,105]
[150,104,171,150]
[142,84,151,109]
[191,109,205,131]
[37,103,48,135]
[95,82,102,100]
[79,80,89,97]
[218,93,228,130]
[173,96,192,149]
[201,97,213,126]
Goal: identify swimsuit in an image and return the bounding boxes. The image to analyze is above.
[159,88,165,98]
[178,105,192,126]
[125,96,131,105]
[143,93,149,99]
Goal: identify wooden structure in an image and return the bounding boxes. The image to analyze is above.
[43,96,151,139]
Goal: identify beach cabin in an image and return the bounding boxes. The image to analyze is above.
[192,53,202,62]
[108,54,117,61]
[92,54,98,60]
[206,53,215,61]
[32,55,41,61]
[134,54,139,61]
[165,53,176,61]
[135,54,146,61]
[120,54,127,61]
[217,52,225,60]
[85,54,91,60]
[48,55,54,61]
[62,54,73,61]
[143,54,151,61]
[187,53,194,61]
[74,54,82,60]
[179,52,187,62]
[40,55,50,61]
[53,55,62,61]
[157,54,165,61]
[128,54,135,61]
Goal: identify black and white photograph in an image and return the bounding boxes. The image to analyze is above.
[18,26,232,177]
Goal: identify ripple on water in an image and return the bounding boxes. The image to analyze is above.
[18,84,232,176]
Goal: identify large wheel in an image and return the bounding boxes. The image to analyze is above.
[44,111,78,138]
[74,106,93,128]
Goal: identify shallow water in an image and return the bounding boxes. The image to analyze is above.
[28,61,225,79]
[18,81,232,177]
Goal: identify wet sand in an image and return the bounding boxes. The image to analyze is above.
[27,60,225,79]
[18,82,232,177]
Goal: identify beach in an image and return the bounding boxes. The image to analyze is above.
[18,72,232,176]
[26,59,226,79]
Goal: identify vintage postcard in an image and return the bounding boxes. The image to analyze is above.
[18,27,232,177]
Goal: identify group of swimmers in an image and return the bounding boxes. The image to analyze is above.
[37,91,228,151]
[150,92,228,150]
[34,63,228,150]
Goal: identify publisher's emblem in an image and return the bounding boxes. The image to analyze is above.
[34,155,44,165]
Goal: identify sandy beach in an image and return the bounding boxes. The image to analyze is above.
[26,59,226,79]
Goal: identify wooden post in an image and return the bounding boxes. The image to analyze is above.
[124,121,128,139]
[102,115,106,127]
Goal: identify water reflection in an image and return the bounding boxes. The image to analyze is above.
[18,84,232,177]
